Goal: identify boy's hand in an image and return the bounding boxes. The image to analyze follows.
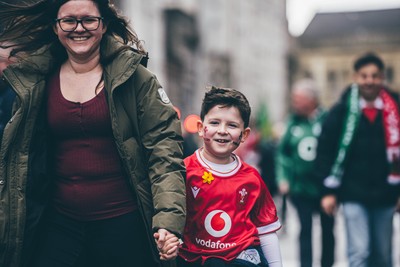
[154,229,181,260]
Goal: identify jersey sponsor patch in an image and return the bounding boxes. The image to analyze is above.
[195,237,237,249]
[297,136,317,161]
[204,210,232,237]
[291,126,304,137]
[191,186,200,198]
[158,88,171,104]
[236,248,262,265]
[312,123,322,136]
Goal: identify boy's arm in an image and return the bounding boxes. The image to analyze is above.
[259,232,282,267]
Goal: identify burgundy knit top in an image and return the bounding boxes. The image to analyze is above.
[47,70,136,221]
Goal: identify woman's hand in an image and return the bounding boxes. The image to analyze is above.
[154,229,181,260]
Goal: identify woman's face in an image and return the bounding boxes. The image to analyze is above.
[54,0,107,62]
[0,46,15,76]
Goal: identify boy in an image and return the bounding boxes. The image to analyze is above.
[178,86,282,267]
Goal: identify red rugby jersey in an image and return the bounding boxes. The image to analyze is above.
[179,150,281,263]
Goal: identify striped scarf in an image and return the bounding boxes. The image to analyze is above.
[324,84,400,188]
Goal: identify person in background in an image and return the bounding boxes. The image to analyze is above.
[234,121,262,171]
[316,53,400,267]
[174,108,198,158]
[276,78,335,267]
[257,134,278,198]
[0,1,186,266]
[0,43,16,140]
[183,131,199,158]
[257,122,288,235]
[178,86,282,267]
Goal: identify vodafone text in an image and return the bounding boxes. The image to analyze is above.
[195,238,237,249]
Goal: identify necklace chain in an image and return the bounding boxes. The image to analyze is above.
[198,148,238,174]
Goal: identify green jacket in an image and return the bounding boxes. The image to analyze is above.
[0,36,186,267]
[276,109,326,198]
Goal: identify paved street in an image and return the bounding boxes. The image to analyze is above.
[276,197,400,267]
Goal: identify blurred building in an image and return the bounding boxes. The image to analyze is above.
[291,8,400,108]
[114,0,290,123]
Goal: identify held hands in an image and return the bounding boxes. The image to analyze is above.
[321,195,337,216]
[154,229,181,261]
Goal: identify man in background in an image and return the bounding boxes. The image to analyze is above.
[276,78,335,267]
[316,53,400,267]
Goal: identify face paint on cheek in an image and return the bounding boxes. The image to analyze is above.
[203,126,211,142]
[232,132,243,147]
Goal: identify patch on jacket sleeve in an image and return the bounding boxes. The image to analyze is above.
[158,88,171,104]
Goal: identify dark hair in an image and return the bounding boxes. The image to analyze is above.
[0,0,145,62]
[200,86,251,128]
[353,52,384,72]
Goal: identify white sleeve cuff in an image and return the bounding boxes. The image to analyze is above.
[259,232,282,267]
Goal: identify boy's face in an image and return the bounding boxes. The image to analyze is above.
[198,105,250,164]
[354,63,384,101]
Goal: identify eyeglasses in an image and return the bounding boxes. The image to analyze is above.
[55,16,104,32]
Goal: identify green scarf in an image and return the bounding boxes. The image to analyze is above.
[324,84,360,188]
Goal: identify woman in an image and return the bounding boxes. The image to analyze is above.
[0,1,186,266]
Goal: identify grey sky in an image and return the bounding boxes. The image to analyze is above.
[287,0,400,36]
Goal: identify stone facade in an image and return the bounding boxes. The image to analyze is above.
[114,0,290,123]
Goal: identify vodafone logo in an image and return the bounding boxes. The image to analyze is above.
[204,210,232,237]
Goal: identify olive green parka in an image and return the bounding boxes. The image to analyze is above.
[0,36,186,267]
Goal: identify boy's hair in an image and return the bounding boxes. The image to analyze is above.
[353,52,384,72]
[200,86,251,128]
